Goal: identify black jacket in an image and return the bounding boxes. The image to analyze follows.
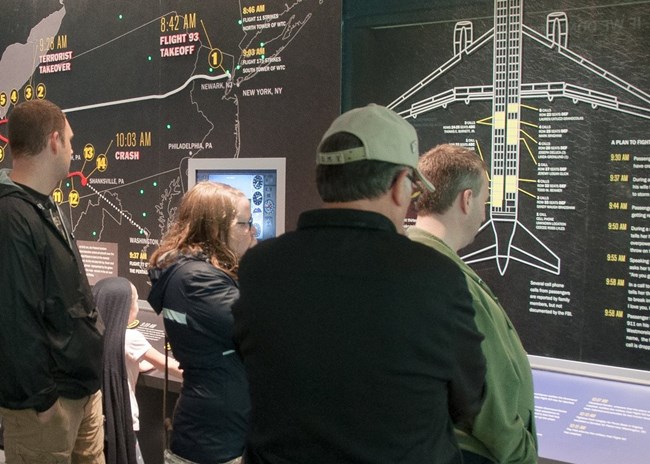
[234,208,486,464]
[148,254,250,463]
[0,169,104,412]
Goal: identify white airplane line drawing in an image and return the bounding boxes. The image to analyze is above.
[388,0,650,276]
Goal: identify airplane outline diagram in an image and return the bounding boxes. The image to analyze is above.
[388,0,650,276]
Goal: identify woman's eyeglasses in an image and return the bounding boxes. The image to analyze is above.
[236,217,254,231]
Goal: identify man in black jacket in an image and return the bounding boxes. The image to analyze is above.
[0,99,105,463]
[233,104,486,464]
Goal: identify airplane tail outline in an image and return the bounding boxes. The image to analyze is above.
[462,218,561,276]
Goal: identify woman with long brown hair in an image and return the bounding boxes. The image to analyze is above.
[147,181,256,464]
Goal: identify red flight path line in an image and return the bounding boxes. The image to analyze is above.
[67,171,89,186]
[0,118,7,143]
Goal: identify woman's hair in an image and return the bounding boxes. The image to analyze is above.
[149,182,246,276]
[92,276,138,464]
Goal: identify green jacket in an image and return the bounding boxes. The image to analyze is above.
[408,227,538,464]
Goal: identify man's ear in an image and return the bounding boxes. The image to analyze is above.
[49,131,60,153]
[459,188,473,215]
[390,170,411,208]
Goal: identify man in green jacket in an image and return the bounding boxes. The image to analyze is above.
[407,143,538,464]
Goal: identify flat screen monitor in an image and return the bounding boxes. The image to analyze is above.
[187,157,286,240]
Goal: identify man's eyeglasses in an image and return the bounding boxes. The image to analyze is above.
[236,217,254,231]
[406,173,422,199]
[391,170,423,199]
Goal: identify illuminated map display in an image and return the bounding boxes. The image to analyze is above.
[0,0,340,293]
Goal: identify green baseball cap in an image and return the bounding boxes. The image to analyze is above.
[316,104,435,192]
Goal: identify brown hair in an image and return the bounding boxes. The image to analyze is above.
[8,99,66,158]
[149,182,247,277]
[414,144,487,215]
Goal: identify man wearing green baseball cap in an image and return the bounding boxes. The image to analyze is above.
[233,104,486,464]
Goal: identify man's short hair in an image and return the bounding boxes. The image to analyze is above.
[414,144,487,215]
[316,132,405,202]
[8,99,66,158]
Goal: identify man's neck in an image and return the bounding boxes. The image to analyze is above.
[9,161,55,196]
[324,195,406,233]
[414,214,461,252]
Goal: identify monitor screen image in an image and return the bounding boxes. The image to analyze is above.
[187,158,286,240]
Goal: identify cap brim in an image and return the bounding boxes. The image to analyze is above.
[414,168,435,192]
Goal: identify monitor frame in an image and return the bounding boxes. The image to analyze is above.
[187,157,286,238]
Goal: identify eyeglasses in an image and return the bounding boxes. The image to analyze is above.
[391,170,422,200]
[236,217,254,231]
[406,173,422,199]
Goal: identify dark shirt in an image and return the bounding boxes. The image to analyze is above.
[233,208,486,464]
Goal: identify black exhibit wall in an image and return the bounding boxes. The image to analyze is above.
[0,0,342,297]
[3,0,650,377]
[344,0,650,374]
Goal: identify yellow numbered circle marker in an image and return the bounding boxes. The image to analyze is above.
[69,189,80,207]
[24,85,34,101]
[209,48,223,69]
[36,83,47,99]
[96,154,108,172]
[52,188,64,204]
[84,144,95,161]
